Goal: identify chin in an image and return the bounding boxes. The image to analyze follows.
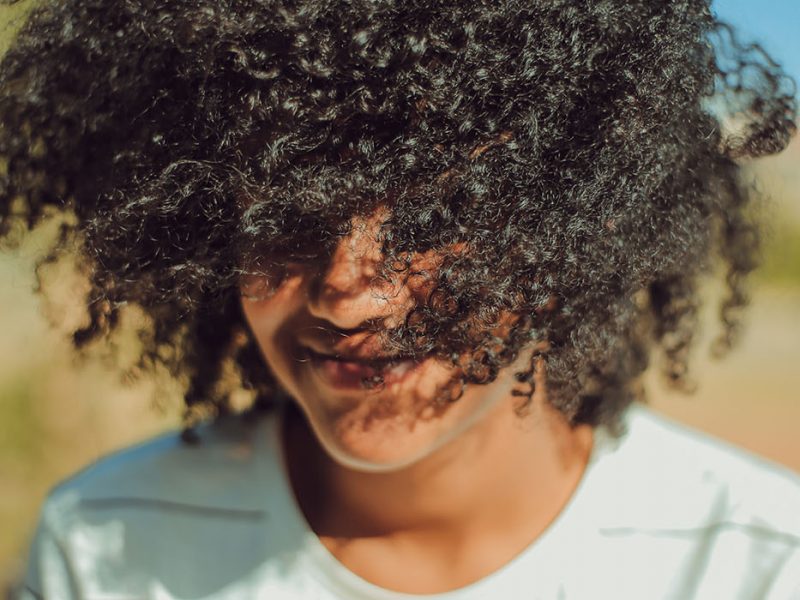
[291,398,451,473]
[304,394,493,474]
[317,426,446,474]
[287,358,519,473]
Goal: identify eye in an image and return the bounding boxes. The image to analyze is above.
[238,264,295,302]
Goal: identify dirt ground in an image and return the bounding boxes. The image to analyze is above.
[646,286,800,471]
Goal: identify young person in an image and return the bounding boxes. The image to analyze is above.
[2,0,798,598]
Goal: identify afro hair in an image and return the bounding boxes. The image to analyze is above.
[0,0,796,432]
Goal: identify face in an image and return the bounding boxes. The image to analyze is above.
[240,209,532,472]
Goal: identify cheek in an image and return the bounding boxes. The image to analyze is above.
[240,294,313,404]
[240,275,305,362]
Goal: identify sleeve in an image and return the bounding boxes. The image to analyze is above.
[14,499,80,600]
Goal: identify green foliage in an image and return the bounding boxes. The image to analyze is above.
[0,1,34,56]
[758,219,800,287]
[0,372,44,465]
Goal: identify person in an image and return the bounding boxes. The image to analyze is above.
[2,0,799,598]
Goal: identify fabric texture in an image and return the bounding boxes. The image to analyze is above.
[16,404,800,600]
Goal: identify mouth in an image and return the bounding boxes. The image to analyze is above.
[303,346,427,389]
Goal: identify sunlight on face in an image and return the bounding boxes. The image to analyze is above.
[239,209,532,472]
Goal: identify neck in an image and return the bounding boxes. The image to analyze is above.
[285,396,594,546]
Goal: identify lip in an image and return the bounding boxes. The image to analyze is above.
[303,346,427,390]
[299,332,395,362]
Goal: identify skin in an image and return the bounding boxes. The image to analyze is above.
[240,209,594,593]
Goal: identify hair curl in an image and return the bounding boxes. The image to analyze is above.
[0,0,796,433]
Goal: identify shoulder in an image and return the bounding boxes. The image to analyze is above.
[42,411,281,530]
[592,403,800,542]
[23,409,308,598]
[571,405,800,597]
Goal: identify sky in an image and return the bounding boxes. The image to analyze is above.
[713,0,800,84]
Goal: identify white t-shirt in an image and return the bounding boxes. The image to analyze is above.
[17,404,800,599]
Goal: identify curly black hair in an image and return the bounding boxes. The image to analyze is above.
[0,0,796,433]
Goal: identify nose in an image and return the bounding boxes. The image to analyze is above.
[305,213,413,331]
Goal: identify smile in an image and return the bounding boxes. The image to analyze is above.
[303,347,426,389]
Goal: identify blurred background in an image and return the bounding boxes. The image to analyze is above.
[1,0,799,592]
